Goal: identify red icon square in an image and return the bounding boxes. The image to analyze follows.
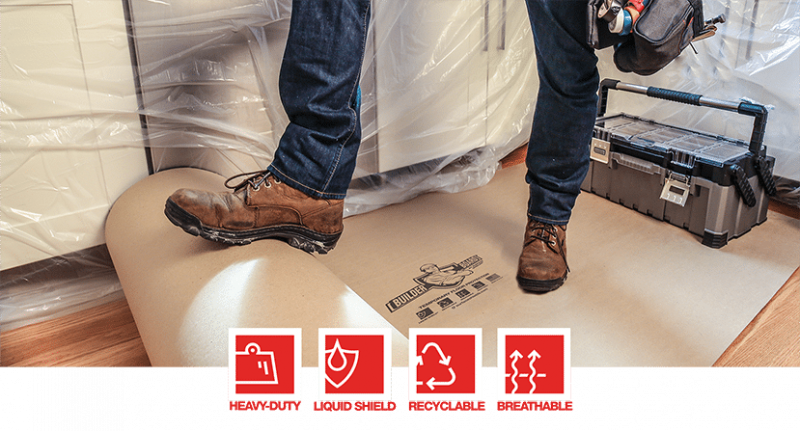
[409,329,482,399]
[229,329,301,399]
[319,329,391,399]
[498,329,571,399]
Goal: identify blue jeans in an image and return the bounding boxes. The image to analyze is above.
[268,0,598,225]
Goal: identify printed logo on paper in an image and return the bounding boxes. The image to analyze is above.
[384,255,504,324]
[498,328,571,400]
[409,328,482,400]
[229,328,301,399]
[319,329,391,399]
[414,261,478,289]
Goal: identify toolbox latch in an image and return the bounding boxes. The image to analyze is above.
[590,138,611,164]
[660,173,691,207]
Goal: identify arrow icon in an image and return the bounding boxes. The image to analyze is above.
[422,342,451,366]
[506,349,546,394]
[528,349,543,394]
[508,350,523,394]
[425,367,457,390]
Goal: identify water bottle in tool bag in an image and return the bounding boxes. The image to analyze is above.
[587,0,723,75]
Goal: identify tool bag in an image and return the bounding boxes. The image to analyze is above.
[587,0,705,75]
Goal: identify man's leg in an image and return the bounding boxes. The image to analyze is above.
[518,0,599,292]
[268,0,372,199]
[165,0,371,253]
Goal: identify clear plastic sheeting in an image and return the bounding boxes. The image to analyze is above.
[0,247,124,332]
[596,0,799,182]
[773,177,800,208]
[1,0,797,330]
[346,0,540,214]
[129,0,540,216]
[132,0,293,177]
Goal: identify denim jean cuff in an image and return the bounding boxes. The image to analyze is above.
[527,213,570,226]
[267,165,348,200]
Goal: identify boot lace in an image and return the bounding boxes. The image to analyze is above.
[524,222,570,272]
[224,171,281,192]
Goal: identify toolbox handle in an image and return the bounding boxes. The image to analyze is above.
[598,79,768,155]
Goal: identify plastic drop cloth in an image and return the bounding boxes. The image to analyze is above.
[1,0,798,331]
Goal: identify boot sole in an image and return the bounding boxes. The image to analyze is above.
[516,274,566,294]
[164,198,341,254]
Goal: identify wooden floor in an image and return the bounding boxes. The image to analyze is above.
[0,146,796,368]
[713,266,800,367]
[1,299,150,367]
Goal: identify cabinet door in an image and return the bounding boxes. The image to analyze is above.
[486,0,537,148]
[127,0,289,178]
[0,0,148,270]
[373,0,489,173]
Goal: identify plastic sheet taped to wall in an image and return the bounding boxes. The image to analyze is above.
[1,0,798,329]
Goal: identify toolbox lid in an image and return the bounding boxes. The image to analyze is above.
[596,114,750,165]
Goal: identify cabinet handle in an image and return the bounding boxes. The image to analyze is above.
[498,0,506,50]
[483,0,490,51]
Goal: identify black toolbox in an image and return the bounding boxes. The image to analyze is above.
[581,79,777,248]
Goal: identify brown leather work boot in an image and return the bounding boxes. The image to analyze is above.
[516,220,569,293]
[164,171,343,253]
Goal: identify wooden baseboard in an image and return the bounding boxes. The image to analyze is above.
[768,198,800,220]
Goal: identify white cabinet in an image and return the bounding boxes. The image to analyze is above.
[0,0,535,270]
[368,0,536,173]
[0,0,149,270]
[126,0,290,178]
[126,0,536,180]
[485,0,538,149]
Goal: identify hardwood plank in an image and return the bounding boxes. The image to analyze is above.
[714,267,800,367]
[1,299,150,367]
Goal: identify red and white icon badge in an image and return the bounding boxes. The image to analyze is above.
[498,328,570,400]
[409,328,482,400]
[318,328,391,399]
[229,328,301,400]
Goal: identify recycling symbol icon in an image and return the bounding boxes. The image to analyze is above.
[412,332,478,395]
[415,342,457,390]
